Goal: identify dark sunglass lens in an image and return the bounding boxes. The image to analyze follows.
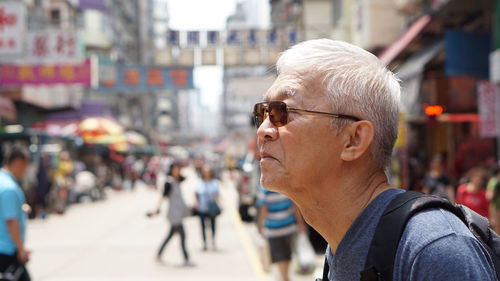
[269,102,288,127]
[253,103,265,128]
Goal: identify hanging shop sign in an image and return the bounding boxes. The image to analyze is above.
[0,59,91,86]
[478,81,498,138]
[0,1,25,55]
[25,30,82,64]
[97,65,194,92]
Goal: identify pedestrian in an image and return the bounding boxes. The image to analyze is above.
[422,154,455,203]
[0,146,32,281]
[257,186,306,281]
[486,166,500,232]
[253,39,495,280]
[152,162,193,266]
[456,167,489,218]
[193,165,221,251]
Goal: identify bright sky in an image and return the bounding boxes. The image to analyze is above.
[166,0,269,112]
[167,0,239,112]
[167,0,238,30]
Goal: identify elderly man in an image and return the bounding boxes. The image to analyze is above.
[253,39,495,280]
[0,146,31,281]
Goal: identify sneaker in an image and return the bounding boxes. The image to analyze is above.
[183,261,196,267]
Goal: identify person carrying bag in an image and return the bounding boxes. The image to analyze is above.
[193,165,221,251]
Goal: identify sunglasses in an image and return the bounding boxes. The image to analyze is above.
[253,101,361,128]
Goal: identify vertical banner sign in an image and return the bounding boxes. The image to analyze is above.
[167,30,179,46]
[207,31,219,46]
[0,1,24,55]
[187,31,199,46]
[478,81,498,137]
[227,30,240,45]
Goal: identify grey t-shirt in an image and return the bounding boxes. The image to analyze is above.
[326,188,496,281]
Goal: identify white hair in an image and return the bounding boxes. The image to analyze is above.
[276,39,401,173]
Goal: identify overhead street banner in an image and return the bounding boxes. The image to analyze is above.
[0,1,25,55]
[97,65,194,92]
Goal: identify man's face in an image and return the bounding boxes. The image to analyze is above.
[257,70,344,197]
[10,158,29,180]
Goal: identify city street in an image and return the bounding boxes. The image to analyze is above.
[24,167,322,281]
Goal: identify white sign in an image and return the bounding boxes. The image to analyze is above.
[478,81,498,138]
[0,1,25,55]
[490,50,500,84]
[25,30,82,63]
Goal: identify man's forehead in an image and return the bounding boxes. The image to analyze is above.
[264,71,319,101]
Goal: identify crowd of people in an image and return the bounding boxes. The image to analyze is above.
[422,154,500,234]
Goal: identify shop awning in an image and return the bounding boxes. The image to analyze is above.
[378,15,432,66]
[398,40,445,120]
[396,40,445,80]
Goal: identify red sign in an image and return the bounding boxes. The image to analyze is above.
[0,2,24,55]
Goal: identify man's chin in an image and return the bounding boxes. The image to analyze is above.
[261,176,285,193]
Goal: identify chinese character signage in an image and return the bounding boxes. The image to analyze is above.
[25,30,82,63]
[97,65,194,91]
[0,1,24,55]
[0,59,91,86]
[478,81,498,137]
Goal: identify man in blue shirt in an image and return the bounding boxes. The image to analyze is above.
[0,146,31,281]
[253,39,496,280]
[257,186,306,281]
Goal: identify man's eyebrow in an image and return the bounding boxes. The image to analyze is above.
[263,87,297,100]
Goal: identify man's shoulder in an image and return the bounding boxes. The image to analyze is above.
[0,174,18,193]
[394,208,496,280]
[400,208,474,251]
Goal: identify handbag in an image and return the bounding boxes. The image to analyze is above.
[208,201,221,217]
[0,263,25,281]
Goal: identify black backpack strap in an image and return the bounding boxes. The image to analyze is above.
[316,257,330,281]
[456,205,500,281]
[361,191,454,281]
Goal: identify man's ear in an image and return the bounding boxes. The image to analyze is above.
[340,121,374,162]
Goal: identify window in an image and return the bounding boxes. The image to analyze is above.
[333,0,342,25]
[50,8,61,26]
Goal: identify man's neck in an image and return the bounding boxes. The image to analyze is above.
[295,167,392,256]
[1,166,16,180]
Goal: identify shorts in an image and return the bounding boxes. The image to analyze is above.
[268,233,295,263]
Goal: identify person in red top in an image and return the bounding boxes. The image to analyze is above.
[456,167,489,218]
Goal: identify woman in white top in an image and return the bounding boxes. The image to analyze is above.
[193,165,221,251]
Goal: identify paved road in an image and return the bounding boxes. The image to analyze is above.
[25,167,323,281]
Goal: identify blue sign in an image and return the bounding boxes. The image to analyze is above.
[97,65,194,92]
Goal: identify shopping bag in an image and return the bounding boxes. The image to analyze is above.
[295,232,316,274]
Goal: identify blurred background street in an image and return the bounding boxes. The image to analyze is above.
[0,0,497,280]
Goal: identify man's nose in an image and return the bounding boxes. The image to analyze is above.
[257,116,278,143]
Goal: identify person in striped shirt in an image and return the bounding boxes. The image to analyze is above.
[257,186,305,281]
